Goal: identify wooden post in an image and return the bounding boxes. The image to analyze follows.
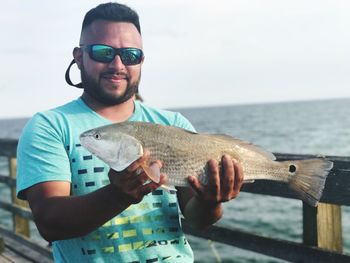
[303,204,318,246]
[303,202,342,252]
[0,235,4,254]
[9,158,30,237]
[317,203,343,252]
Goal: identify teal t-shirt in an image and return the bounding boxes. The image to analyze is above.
[16,98,195,263]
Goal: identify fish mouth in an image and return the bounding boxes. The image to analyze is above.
[80,130,93,140]
[79,130,97,148]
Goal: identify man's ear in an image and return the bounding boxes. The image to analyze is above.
[73,47,83,70]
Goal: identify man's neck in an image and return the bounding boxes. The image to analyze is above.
[81,92,135,123]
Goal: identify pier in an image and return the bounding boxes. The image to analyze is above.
[1,138,350,262]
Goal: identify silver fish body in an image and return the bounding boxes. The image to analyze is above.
[80,121,333,206]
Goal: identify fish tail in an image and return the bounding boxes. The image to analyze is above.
[284,158,333,207]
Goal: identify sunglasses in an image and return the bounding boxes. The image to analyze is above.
[80,44,144,65]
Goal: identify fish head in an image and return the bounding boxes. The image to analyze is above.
[80,127,143,171]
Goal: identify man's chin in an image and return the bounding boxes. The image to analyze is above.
[83,79,138,106]
[98,90,135,106]
[101,82,126,92]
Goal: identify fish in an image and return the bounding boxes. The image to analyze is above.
[80,121,333,207]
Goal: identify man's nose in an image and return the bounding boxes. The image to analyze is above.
[108,55,126,70]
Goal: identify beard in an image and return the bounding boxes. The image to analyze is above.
[81,66,140,106]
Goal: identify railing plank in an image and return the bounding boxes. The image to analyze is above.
[0,139,17,157]
[0,175,15,187]
[0,201,33,220]
[303,204,318,247]
[182,220,350,263]
[0,225,53,262]
[0,235,4,254]
[3,157,347,205]
[1,142,349,205]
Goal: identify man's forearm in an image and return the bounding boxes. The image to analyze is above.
[31,184,130,242]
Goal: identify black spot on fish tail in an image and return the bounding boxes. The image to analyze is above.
[289,164,297,173]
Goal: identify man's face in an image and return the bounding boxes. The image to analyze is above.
[77,20,143,105]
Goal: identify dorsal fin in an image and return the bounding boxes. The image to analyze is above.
[208,134,276,160]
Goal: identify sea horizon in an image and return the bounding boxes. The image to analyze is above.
[1,96,349,122]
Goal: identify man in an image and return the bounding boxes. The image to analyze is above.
[16,3,243,262]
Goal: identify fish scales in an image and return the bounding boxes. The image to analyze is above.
[131,123,244,185]
[131,123,287,184]
[80,121,334,206]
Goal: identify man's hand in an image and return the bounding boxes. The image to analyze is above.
[188,155,244,205]
[178,155,244,230]
[108,151,167,204]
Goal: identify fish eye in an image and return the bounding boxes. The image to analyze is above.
[94,133,101,140]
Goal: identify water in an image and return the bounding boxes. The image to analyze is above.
[0,117,29,139]
[176,98,350,262]
[0,98,349,262]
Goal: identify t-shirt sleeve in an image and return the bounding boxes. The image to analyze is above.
[173,113,196,133]
[16,112,71,200]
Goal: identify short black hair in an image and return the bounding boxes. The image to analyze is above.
[82,2,141,34]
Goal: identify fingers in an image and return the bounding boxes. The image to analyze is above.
[108,150,166,204]
[127,171,151,189]
[232,159,244,196]
[188,159,222,203]
[188,175,205,196]
[221,155,234,202]
[188,155,244,204]
[221,156,244,201]
[207,159,220,201]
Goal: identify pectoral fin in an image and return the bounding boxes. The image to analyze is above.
[141,163,161,183]
[160,184,177,193]
[243,179,255,184]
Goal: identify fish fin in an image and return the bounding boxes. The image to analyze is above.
[111,158,139,172]
[160,184,177,193]
[286,159,333,207]
[212,134,240,141]
[209,134,276,160]
[153,123,198,135]
[182,129,198,135]
[141,163,161,184]
[243,179,255,184]
[107,137,144,172]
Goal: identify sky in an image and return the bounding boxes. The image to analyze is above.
[1,0,350,118]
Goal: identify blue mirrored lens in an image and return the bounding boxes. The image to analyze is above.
[89,45,143,65]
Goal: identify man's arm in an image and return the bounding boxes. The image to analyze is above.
[26,182,128,241]
[177,155,244,230]
[26,152,166,242]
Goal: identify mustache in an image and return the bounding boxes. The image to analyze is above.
[101,70,130,80]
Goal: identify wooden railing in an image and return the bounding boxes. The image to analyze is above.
[0,139,53,262]
[0,139,350,262]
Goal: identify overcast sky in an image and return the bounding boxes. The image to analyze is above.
[1,0,350,118]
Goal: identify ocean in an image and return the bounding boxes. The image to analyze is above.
[0,98,349,263]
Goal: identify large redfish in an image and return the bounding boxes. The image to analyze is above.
[80,121,333,206]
